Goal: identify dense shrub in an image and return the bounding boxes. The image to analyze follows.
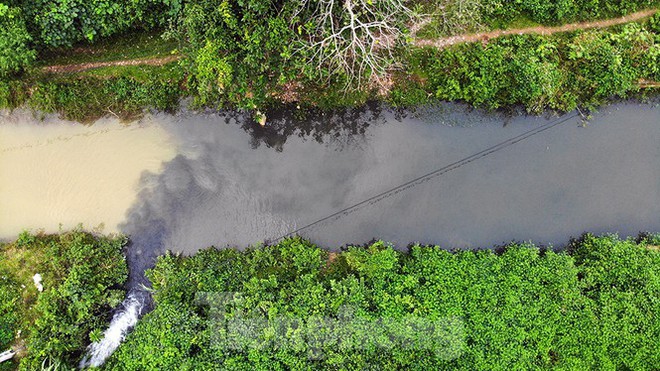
[0,4,35,77]
[485,0,659,25]
[0,230,128,369]
[1,0,658,115]
[421,19,659,112]
[0,79,27,109]
[16,0,180,48]
[0,267,19,351]
[26,76,183,122]
[182,0,302,109]
[109,234,660,370]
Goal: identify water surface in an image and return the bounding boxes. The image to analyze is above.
[0,112,177,236]
[1,104,658,270]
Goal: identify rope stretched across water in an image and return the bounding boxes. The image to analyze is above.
[273,113,580,242]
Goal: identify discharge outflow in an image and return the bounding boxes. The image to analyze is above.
[79,291,145,368]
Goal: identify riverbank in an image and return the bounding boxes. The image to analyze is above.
[2,231,659,369]
[0,5,658,122]
[0,230,127,370]
[110,233,660,370]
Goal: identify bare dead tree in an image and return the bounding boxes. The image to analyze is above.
[294,0,419,90]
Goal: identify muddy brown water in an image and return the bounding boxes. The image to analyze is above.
[1,103,659,282]
[0,112,177,237]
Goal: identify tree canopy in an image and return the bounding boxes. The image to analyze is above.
[0,4,34,77]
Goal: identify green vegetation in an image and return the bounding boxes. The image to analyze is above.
[408,20,660,112]
[107,233,660,370]
[0,229,128,370]
[416,0,660,37]
[0,230,658,369]
[181,0,302,109]
[0,70,183,122]
[0,0,658,120]
[37,31,178,67]
[20,0,178,48]
[488,0,658,26]
[0,4,34,78]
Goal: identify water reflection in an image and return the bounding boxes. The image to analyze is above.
[228,102,386,151]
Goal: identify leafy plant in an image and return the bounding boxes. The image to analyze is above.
[0,230,128,369]
[109,234,660,370]
[0,4,35,77]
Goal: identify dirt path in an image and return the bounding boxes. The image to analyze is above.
[414,8,658,49]
[639,79,660,88]
[42,55,182,74]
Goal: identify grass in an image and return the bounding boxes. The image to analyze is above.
[0,237,47,345]
[4,30,189,122]
[415,14,546,39]
[414,18,483,39]
[497,15,543,30]
[36,30,179,67]
[77,61,184,82]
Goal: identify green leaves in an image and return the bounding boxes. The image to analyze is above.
[0,267,20,350]
[0,5,35,78]
[181,0,303,109]
[26,0,179,48]
[0,230,128,369]
[483,0,656,25]
[426,19,658,113]
[110,234,660,370]
[189,40,233,106]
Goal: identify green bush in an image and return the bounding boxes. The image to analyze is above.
[21,0,180,48]
[181,0,303,109]
[484,0,659,25]
[0,4,35,77]
[0,79,27,109]
[2,0,659,115]
[0,268,19,350]
[0,230,128,369]
[188,40,233,107]
[422,19,658,112]
[27,75,183,122]
[109,234,660,370]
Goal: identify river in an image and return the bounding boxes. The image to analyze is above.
[1,103,659,271]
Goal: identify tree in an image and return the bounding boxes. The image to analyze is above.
[294,0,419,89]
[26,0,179,47]
[0,3,34,77]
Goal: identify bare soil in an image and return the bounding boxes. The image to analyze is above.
[638,79,660,88]
[42,55,182,74]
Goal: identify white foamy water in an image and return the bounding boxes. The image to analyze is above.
[0,112,177,239]
[79,291,144,368]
